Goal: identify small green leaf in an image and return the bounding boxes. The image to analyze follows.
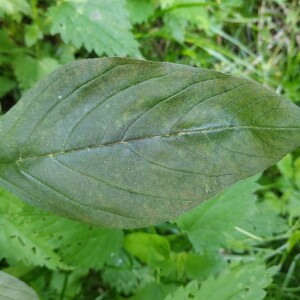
[132,282,176,300]
[0,0,30,17]
[0,29,18,53]
[124,233,170,265]
[0,76,16,98]
[0,271,39,300]
[127,0,155,24]
[48,0,140,57]
[14,56,60,90]
[0,189,67,269]
[24,24,43,47]
[0,58,300,229]
[161,0,211,42]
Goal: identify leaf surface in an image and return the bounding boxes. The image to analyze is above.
[0,271,39,300]
[0,57,300,228]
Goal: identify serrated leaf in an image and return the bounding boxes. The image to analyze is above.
[0,0,30,17]
[48,0,140,57]
[24,24,43,47]
[14,56,60,90]
[124,233,170,265]
[177,176,257,251]
[38,216,123,270]
[0,188,123,270]
[127,0,155,24]
[196,263,277,300]
[102,264,154,295]
[165,262,277,300]
[0,76,16,98]
[0,30,18,53]
[131,282,176,300]
[177,175,287,251]
[184,252,224,281]
[0,271,39,300]
[161,0,210,41]
[0,57,300,229]
[0,189,67,269]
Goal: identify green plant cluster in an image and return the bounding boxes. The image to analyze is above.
[0,0,300,299]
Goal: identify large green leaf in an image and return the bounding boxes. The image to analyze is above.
[0,271,39,300]
[0,57,299,228]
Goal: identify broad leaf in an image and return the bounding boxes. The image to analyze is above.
[0,271,39,300]
[0,57,299,228]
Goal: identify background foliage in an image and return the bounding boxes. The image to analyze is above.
[0,0,299,299]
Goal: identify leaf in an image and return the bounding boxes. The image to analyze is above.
[0,57,299,229]
[14,56,60,90]
[0,29,18,53]
[124,233,170,265]
[0,76,16,98]
[183,252,224,281]
[24,24,43,47]
[127,0,155,24]
[38,215,123,270]
[177,176,259,251]
[48,0,140,57]
[196,263,277,300]
[102,263,154,296]
[0,188,65,269]
[161,0,211,42]
[131,282,176,300]
[0,0,30,17]
[177,175,287,252]
[165,262,277,300]
[0,271,39,300]
[0,187,123,270]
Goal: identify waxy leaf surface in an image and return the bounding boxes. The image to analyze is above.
[0,57,299,228]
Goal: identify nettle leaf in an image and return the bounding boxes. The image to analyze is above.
[161,0,210,42]
[0,76,16,98]
[14,55,61,90]
[177,175,287,252]
[0,57,300,229]
[0,188,122,270]
[0,0,30,17]
[165,262,277,300]
[127,0,155,24]
[0,188,64,269]
[124,233,170,265]
[0,271,39,300]
[48,0,140,57]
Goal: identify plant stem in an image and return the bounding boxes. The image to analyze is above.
[59,272,70,300]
